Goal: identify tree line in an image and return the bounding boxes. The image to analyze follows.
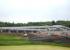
[0,20,70,27]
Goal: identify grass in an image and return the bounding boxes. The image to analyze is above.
[0,33,70,50]
[0,33,70,47]
[0,34,32,45]
[0,45,70,50]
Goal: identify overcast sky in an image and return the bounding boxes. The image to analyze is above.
[0,0,70,23]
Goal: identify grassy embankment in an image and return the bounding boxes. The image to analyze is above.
[0,33,32,45]
[0,33,70,47]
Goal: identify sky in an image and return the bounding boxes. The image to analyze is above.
[0,0,70,23]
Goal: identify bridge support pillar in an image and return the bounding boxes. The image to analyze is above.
[0,30,3,32]
[8,30,11,33]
